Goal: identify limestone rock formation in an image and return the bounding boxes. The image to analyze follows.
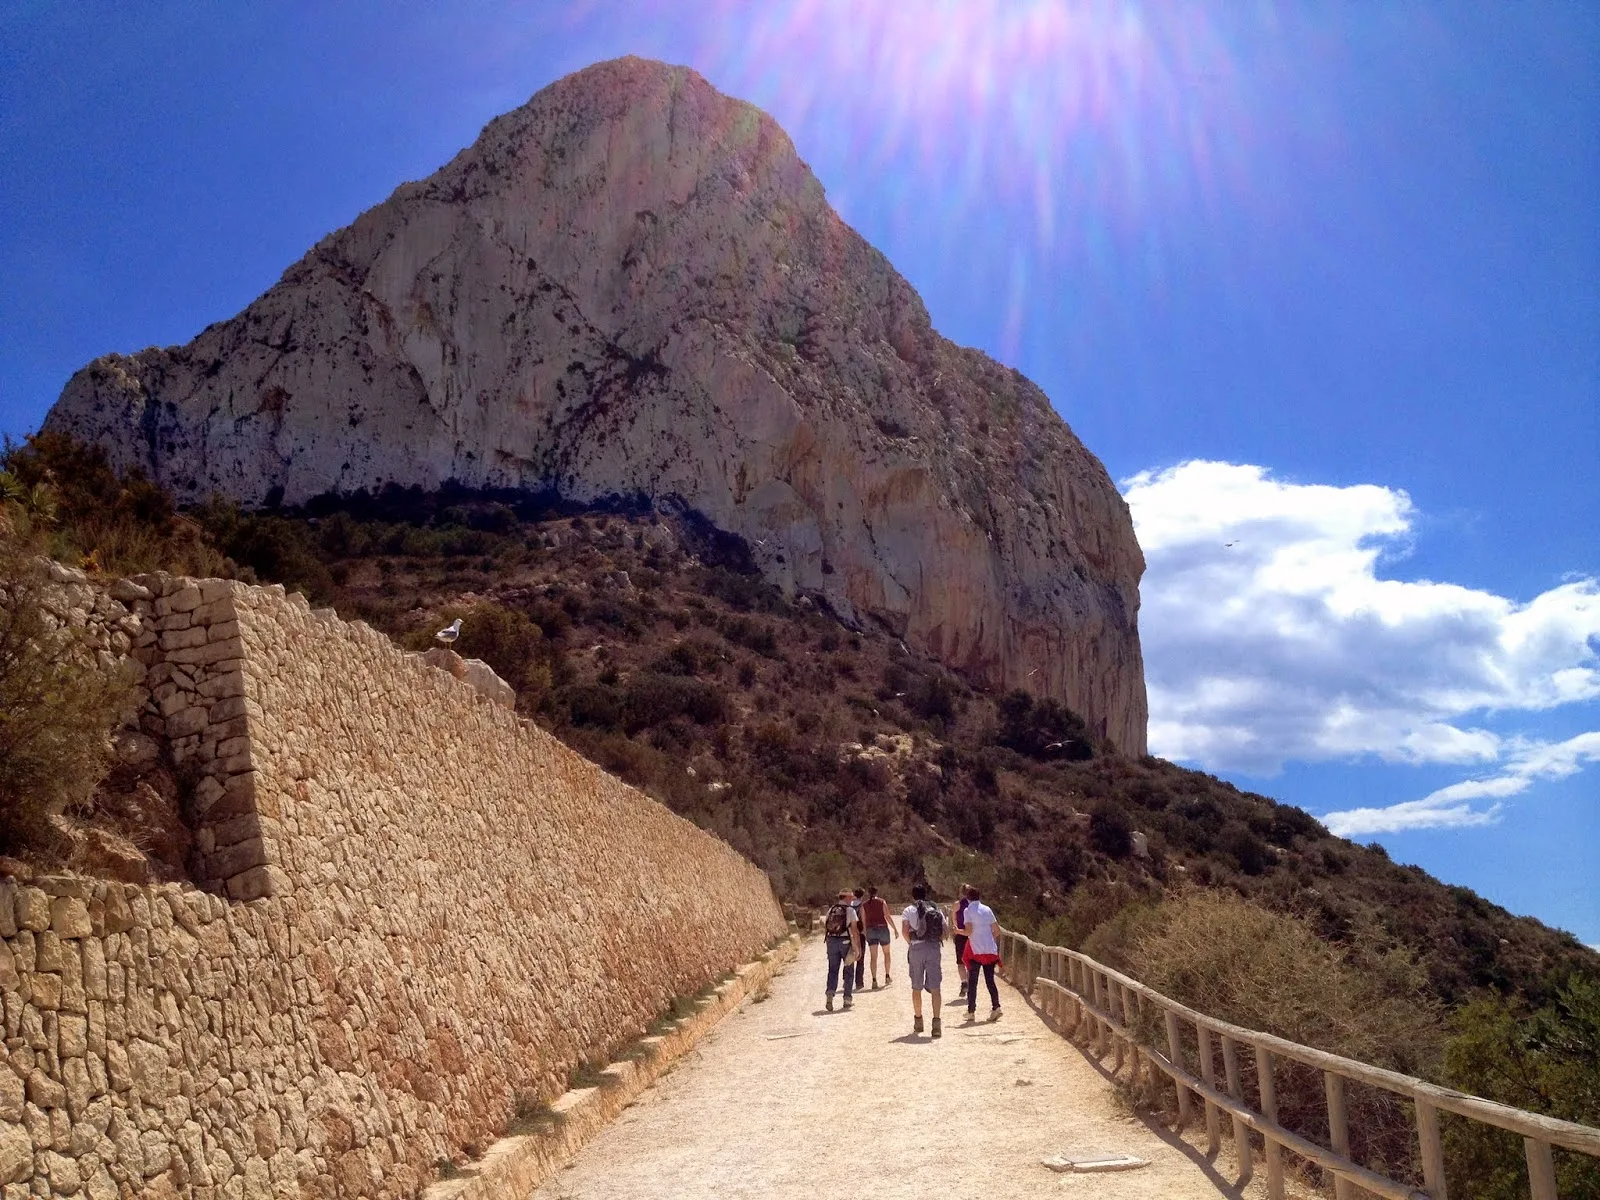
[45,56,1148,752]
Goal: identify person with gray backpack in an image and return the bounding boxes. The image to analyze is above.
[821,889,862,1011]
[898,883,947,1038]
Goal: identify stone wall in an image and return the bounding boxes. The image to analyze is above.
[0,576,787,1198]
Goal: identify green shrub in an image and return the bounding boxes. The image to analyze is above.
[1088,801,1133,858]
[1441,975,1600,1199]
[0,551,134,858]
[1125,892,1443,1182]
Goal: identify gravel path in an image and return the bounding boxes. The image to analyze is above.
[531,935,1302,1199]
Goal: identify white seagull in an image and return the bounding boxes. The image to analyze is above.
[435,618,463,645]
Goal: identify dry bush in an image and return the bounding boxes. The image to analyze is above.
[0,550,134,859]
[1126,891,1443,1184]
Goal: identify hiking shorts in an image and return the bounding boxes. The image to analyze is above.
[907,940,943,992]
[865,926,892,946]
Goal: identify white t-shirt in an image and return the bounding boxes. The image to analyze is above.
[963,901,999,956]
[901,902,940,940]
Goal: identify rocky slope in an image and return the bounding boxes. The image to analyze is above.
[45,57,1148,752]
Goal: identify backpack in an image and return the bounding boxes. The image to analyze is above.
[913,901,946,942]
[823,902,852,938]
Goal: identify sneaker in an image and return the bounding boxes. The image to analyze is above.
[913,1015,924,1034]
[885,973,891,983]
[871,978,879,990]
[989,1007,1002,1022]
[826,996,834,1012]
[843,995,853,1009]
[958,982,968,998]
[931,1017,942,1039]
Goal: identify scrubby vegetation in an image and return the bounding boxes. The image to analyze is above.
[0,542,134,860]
[4,432,1597,1183]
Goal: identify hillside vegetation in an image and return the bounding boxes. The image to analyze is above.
[4,434,1597,1189]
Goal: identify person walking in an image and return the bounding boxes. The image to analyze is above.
[822,889,862,1012]
[861,885,895,988]
[850,887,869,992]
[899,883,946,1038]
[952,883,972,999]
[959,885,1003,1021]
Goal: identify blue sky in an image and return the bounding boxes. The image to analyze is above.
[2,2,1596,941]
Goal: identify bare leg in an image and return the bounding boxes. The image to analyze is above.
[911,989,923,1017]
[930,988,941,1018]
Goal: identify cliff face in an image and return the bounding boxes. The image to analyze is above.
[45,57,1148,753]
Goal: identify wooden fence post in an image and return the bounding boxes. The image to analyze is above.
[1325,1071,1355,1200]
[1198,1024,1222,1156]
[1111,980,1125,1073]
[1221,1035,1253,1184]
[1121,985,1140,1090]
[1525,1138,1558,1200]
[1415,1096,1447,1200]
[1258,1048,1284,1200]
[1165,1009,1192,1128]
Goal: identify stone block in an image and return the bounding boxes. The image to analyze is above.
[202,636,246,664]
[108,579,151,603]
[208,814,261,849]
[207,696,250,724]
[199,579,234,604]
[57,1016,87,1059]
[14,889,49,933]
[167,707,209,738]
[0,1070,22,1122]
[26,1071,64,1110]
[203,839,268,881]
[214,736,251,761]
[0,1121,28,1184]
[205,619,242,643]
[225,866,290,903]
[34,933,61,973]
[158,626,207,652]
[167,584,204,614]
[49,899,92,940]
[29,973,60,1010]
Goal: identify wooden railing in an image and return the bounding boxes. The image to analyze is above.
[997,929,1600,1200]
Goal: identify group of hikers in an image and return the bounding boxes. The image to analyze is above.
[820,883,1003,1038]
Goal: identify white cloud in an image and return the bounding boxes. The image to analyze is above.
[1322,731,1600,836]
[1123,461,1600,831]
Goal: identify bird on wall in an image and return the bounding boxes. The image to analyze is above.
[435,618,463,645]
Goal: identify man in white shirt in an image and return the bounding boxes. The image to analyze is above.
[899,883,946,1038]
[957,886,1003,1021]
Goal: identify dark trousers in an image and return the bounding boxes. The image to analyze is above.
[966,960,1000,1011]
[825,936,855,998]
[853,938,866,989]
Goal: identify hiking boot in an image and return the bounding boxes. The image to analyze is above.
[913,1015,924,1034]
[931,1017,942,1039]
[826,996,834,1012]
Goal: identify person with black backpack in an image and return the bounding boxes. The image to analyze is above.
[822,889,862,1012]
[898,883,947,1038]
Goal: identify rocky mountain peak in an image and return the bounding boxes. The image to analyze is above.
[45,56,1149,753]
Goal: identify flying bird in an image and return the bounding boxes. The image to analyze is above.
[1224,541,1239,548]
[435,618,462,645]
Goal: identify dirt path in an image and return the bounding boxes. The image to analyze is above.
[531,935,1299,1199]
